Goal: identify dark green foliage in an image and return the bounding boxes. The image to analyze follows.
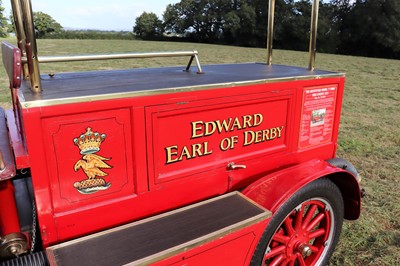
[133,12,163,39]
[42,30,135,40]
[1,0,398,58]
[336,0,400,58]
[33,11,62,38]
[162,0,263,45]
[0,1,9,37]
[156,0,400,59]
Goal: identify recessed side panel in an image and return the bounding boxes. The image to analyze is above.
[147,89,293,185]
[42,109,135,214]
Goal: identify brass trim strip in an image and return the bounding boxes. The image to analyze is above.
[0,151,5,171]
[20,72,345,109]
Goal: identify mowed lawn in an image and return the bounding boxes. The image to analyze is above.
[0,38,399,265]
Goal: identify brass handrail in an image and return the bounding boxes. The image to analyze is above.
[308,0,319,70]
[10,0,29,79]
[11,0,203,93]
[28,51,203,73]
[266,0,275,66]
[266,0,320,70]
[19,0,41,92]
[12,0,41,92]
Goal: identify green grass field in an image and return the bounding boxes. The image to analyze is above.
[0,38,399,265]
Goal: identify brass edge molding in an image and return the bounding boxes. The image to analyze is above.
[20,73,345,109]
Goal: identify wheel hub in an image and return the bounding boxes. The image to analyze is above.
[286,229,313,258]
[286,232,312,259]
[297,243,312,257]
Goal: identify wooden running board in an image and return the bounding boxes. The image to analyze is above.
[46,192,270,266]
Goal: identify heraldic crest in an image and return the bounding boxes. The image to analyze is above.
[73,127,112,194]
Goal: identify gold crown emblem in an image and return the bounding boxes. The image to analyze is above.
[73,127,106,155]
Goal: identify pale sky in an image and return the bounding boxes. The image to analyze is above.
[3,0,180,31]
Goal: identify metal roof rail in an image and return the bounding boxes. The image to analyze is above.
[267,0,320,70]
[11,0,203,93]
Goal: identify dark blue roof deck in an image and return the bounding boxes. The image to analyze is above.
[20,63,343,107]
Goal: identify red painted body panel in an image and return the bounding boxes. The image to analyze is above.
[20,76,348,247]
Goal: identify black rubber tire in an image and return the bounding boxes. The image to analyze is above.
[327,158,359,179]
[250,178,344,266]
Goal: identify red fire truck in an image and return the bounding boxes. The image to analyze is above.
[0,0,362,265]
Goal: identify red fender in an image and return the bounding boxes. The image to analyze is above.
[242,159,361,220]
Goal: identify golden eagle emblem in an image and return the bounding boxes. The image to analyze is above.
[73,128,112,194]
[74,154,111,179]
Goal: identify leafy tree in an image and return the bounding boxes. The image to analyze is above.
[0,1,9,37]
[223,10,241,40]
[133,12,162,39]
[224,3,257,45]
[163,0,238,42]
[337,0,400,58]
[163,4,183,34]
[162,0,256,44]
[151,0,400,58]
[273,0,310,51]
[33,11,62,38]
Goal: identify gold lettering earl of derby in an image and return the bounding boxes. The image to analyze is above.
[164,113,285,165]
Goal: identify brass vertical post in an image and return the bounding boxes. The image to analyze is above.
[10,0,29,79]
[266,0,275,66]
[308,0,319,71]
[20,0,42,92]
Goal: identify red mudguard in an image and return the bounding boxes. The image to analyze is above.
[243,159,361,220]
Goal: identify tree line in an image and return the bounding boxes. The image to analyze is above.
[0,1,398,59]
[134,0,400,59]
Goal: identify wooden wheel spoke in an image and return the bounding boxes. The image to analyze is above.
[264,245,286,260]
[309,228,326,239]
[310,245,319,253]
[272,232,290,244]
[296,252,307,266]
[302,204,318,228]
[306,212,325,232]
[269,254,286,266]
[294,207,303,230]
[283,217,295,235]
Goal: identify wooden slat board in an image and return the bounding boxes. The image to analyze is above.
[46,192,270,266]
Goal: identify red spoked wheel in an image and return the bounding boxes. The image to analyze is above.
[251,179,344,266]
